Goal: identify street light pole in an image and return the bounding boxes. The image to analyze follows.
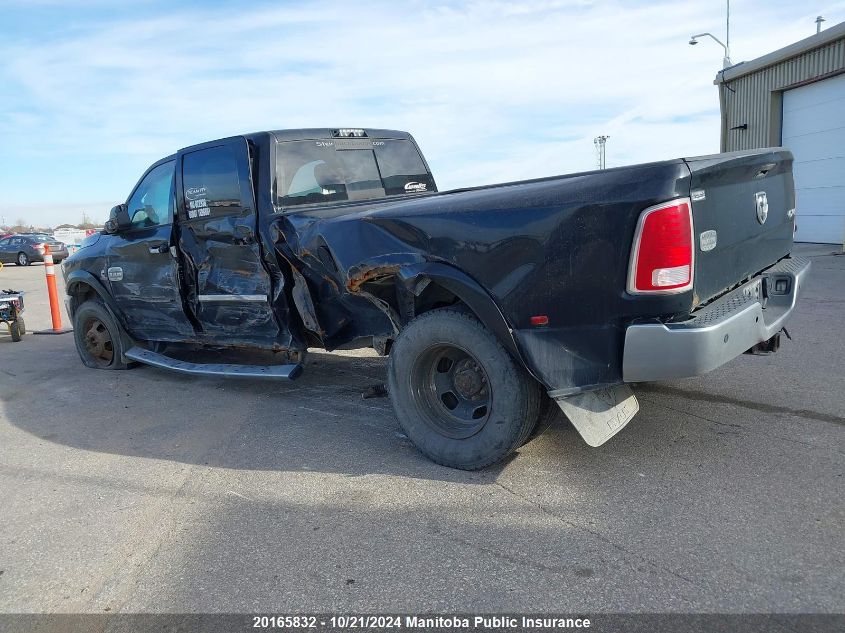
[689,0,732,68]
[689,32,731,68]
[594,136,609,170]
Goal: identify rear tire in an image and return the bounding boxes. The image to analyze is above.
[16,252,30,266]
[521,393,559,446]
[387,308,541,470]
[10,320,22,342]
[72,300,131,369]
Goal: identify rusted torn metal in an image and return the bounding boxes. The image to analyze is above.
[346,263,403,293]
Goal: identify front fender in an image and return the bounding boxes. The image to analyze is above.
[64,269,122,322]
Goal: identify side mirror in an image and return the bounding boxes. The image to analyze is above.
[104,204,130,234]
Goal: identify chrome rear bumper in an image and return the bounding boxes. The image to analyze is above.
[622,257,810,382]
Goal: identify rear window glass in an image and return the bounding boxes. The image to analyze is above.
[276,139,435,207]
[373,140,432,196]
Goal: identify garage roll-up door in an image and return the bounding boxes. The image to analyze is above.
[782,72,845,244]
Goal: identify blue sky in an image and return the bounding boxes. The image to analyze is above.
[2,0,844,227]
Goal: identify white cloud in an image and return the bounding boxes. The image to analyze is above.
[1,0,845,226]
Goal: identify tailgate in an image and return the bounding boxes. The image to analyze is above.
[685,148,795,304]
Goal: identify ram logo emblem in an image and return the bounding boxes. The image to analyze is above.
[755,191,768,225]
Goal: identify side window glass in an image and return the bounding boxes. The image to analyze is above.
[0,239,9,247]
[126,161,175,229]
[182,146,241,219]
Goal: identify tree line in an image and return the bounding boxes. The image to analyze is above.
[2,216,101,234]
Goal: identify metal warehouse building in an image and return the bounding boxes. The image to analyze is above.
[715,20,845,244]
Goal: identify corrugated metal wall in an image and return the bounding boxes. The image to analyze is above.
[723,38,845,151]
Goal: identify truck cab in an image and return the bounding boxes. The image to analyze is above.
[63,129,435,362]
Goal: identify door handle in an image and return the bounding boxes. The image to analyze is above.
[148,243,168,254]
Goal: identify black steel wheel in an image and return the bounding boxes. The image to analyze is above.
[72,300,131,370]
[388,307,542,470]
[410,344,492,439]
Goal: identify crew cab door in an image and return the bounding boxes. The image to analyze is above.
[176,138,280,344]
[107,159,195,340]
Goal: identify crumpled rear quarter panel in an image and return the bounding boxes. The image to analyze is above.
[281,159,694,393]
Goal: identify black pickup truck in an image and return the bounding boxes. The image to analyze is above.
[62,128,809,469]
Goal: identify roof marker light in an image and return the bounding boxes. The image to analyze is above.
[333,128,368,138]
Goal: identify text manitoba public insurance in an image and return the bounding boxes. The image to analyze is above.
[405,616,591,628]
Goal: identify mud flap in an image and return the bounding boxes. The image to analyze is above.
[552,385,639,447]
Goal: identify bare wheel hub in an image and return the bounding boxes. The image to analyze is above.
[84,319,114,364]
[452,358,486,399]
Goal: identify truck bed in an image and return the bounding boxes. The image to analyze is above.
[278,147,797,395]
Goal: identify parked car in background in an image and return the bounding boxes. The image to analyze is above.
[0,234,69,266]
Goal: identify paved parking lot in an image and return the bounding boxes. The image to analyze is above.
[0,245,843,613]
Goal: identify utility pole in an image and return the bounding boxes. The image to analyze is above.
[594,136,609,170]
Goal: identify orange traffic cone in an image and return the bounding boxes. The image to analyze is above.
[34,244,73,335]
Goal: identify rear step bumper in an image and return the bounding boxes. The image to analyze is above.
[622,256,811,382]
[124,347,303,380]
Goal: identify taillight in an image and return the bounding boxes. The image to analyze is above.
[627,198,694,294]
[34,243,46,253]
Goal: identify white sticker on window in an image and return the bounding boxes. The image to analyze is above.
[187,197,210,218]
[404,181,427,193]
[186,186,207,201]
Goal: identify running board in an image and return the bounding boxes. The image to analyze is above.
[124,347,303,380]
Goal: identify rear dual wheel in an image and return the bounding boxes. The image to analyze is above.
[388,308,543,470]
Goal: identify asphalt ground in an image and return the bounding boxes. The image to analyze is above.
[0,244,842,614]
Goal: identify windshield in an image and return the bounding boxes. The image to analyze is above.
[276,138,435,208]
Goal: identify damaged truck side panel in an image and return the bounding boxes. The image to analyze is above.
[278,158,701,394]
[63,128,808,470]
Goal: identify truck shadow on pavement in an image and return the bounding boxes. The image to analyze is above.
[1,336,588,484]
[2,309,841,487]
[3,330,844,614]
